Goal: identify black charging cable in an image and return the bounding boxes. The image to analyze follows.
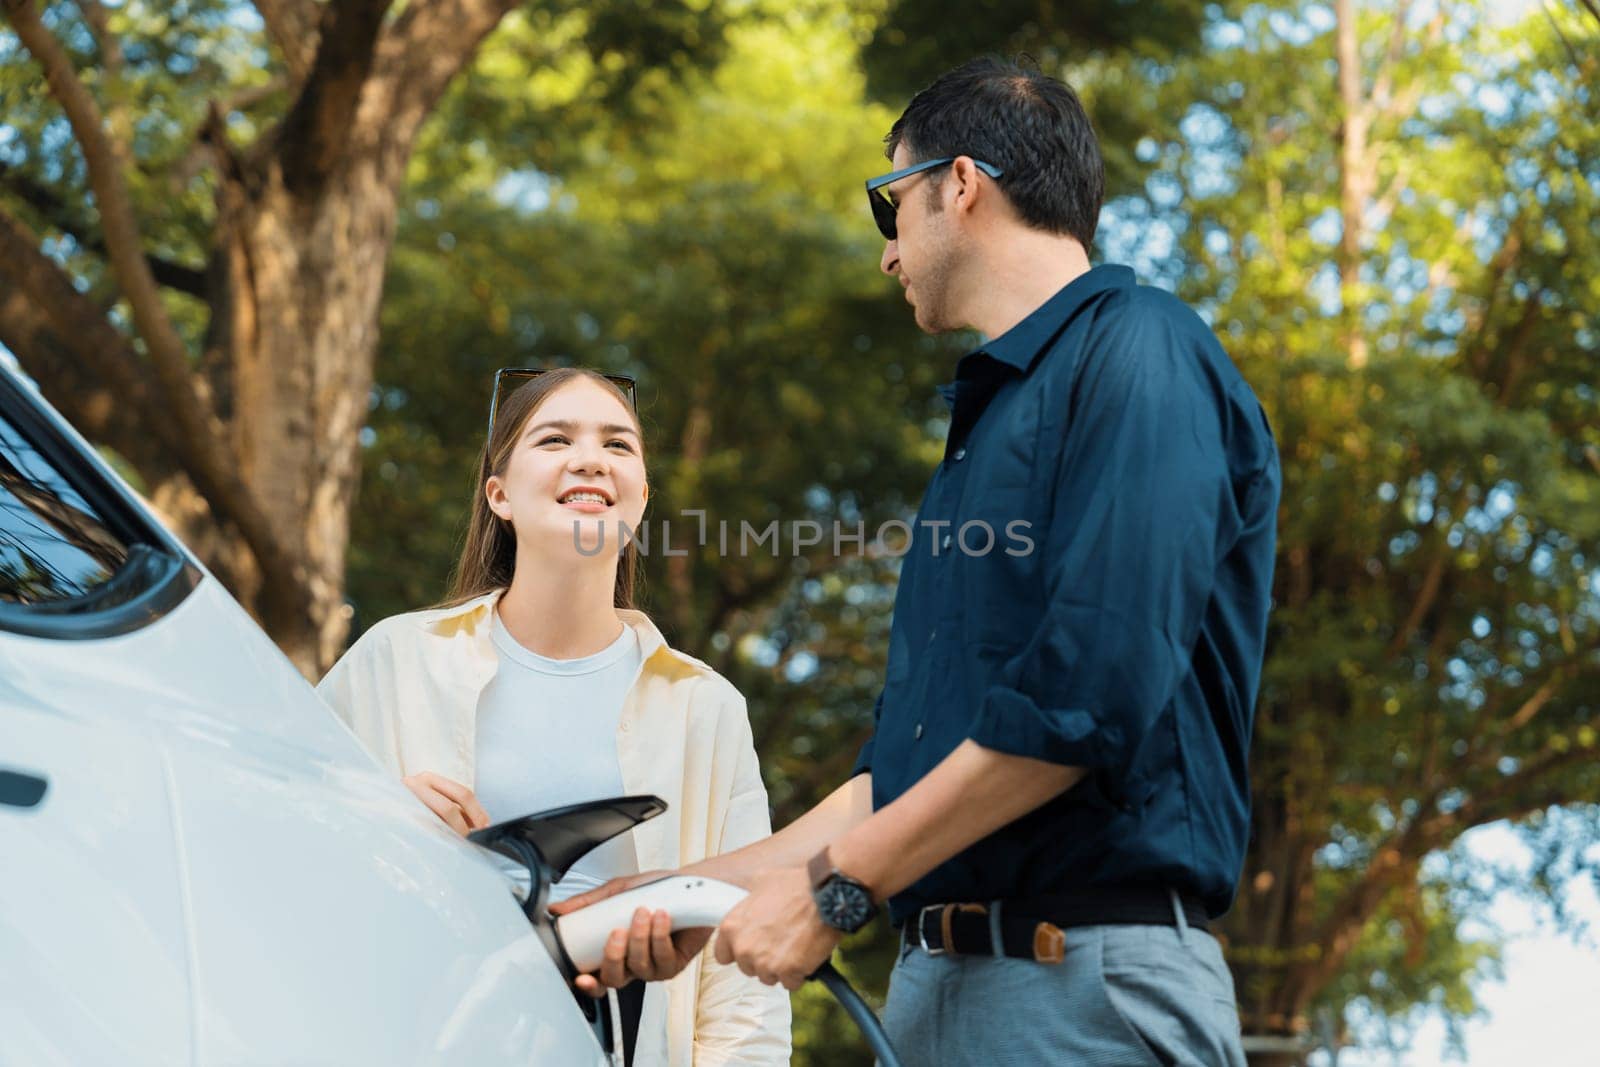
[811,960,903,1067]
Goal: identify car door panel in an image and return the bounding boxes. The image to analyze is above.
[0,694,191,1067]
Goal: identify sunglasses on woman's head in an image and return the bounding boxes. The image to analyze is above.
[864,156,1004,241]
[487,367,638,436]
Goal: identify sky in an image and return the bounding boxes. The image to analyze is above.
[1312,823,1600,1066]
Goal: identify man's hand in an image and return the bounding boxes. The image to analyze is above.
[402,771,490,835]
[713,865,842,990]
[551,872,714,997]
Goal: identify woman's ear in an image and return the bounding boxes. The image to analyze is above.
[485,475,512,521]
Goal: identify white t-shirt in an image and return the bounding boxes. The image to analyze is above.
[475,610,643,903]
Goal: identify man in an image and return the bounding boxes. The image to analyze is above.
[557,55,1280,1064]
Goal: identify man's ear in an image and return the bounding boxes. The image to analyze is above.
[485,475,512,521]
[949,155,985,218]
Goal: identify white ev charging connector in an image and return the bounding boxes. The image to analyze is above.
[553,875,747,973]
[471,796,903,1067]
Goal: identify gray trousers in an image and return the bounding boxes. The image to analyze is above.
[880,897,1246,1066]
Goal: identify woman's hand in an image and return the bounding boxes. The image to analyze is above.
[402,771,490,836]
[550,870,669,914]
[551,872,715,996]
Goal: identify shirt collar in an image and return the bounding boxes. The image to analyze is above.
[419,589,694,674]
[966,263,1135,374]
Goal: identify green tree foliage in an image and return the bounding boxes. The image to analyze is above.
[857,0,1223,191]
[0,0,730,673]
[0,0,252,344]
[1091,2,1600,1058]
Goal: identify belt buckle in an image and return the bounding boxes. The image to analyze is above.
[916,904,947,956]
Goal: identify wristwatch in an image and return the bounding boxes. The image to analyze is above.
[807,848,879,934]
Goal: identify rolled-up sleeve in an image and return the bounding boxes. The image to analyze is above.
[968,311,1241,782]
[849,690,883,778]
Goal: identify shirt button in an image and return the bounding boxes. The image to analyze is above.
[928,628,938,644]
[952,447,967,462]
[941,534,953,551]
[620,721,631,733]
[914,723,924,740]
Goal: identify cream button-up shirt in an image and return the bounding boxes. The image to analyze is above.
[316,590,791,1066]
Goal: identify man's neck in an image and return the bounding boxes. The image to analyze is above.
[497,548,624,660]
[961,233,1092,340]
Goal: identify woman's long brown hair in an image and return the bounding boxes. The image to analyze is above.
[442,368,642,610]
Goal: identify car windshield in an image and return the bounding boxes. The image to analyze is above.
[0,408,128,605]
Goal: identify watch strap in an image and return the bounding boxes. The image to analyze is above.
[806,847,835,890]
[808,847,878,906]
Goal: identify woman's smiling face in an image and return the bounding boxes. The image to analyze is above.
[485,377,647,558]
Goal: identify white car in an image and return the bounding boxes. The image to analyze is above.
[0,360,622,1065]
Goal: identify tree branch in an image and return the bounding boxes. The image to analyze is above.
[1429,740,1598,840]
[3,0,301,604]
[1335,0,1371,368]
[76,0,122,69]
[1292,702,1599,1011]
[1385,552,1448,656]
[276,0,393,195]
[1541,2,1585,72]
[1371,159,1411,224]
[1296,816,1431,1007]
[251,0,320,84]
[74,0,134,157]
[1368,0,1413,119]
[363,0,520,154]
[0,449,127,570]
[167,80,291,190]
[0,162,208,298]
[1458,667,1576,776]
[1460,218,1524,373]
[1500,672,1565,735]
[0,208,173,478]
[1490,289,1544,407]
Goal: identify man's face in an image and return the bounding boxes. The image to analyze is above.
[879,143,961,334]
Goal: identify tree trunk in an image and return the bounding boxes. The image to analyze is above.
[665,378,714,642]
[1,0,522,678]
[1247,1050,1308,1067]
[1227,775,1318,1063]
[214,152,396,674]
[1335,0,1370,369]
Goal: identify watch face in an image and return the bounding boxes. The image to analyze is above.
[817,877,875,932]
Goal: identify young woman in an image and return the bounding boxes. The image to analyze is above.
[318,368,790,1066]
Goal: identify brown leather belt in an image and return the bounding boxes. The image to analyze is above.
[902,888,1210,964]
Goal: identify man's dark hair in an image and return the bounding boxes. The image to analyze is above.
[885,56,1105,248]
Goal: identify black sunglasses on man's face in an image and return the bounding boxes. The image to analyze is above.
[864,156,1004,241]
[488,367,638,437]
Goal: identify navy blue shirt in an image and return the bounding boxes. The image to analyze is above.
[853,264,1280,924]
